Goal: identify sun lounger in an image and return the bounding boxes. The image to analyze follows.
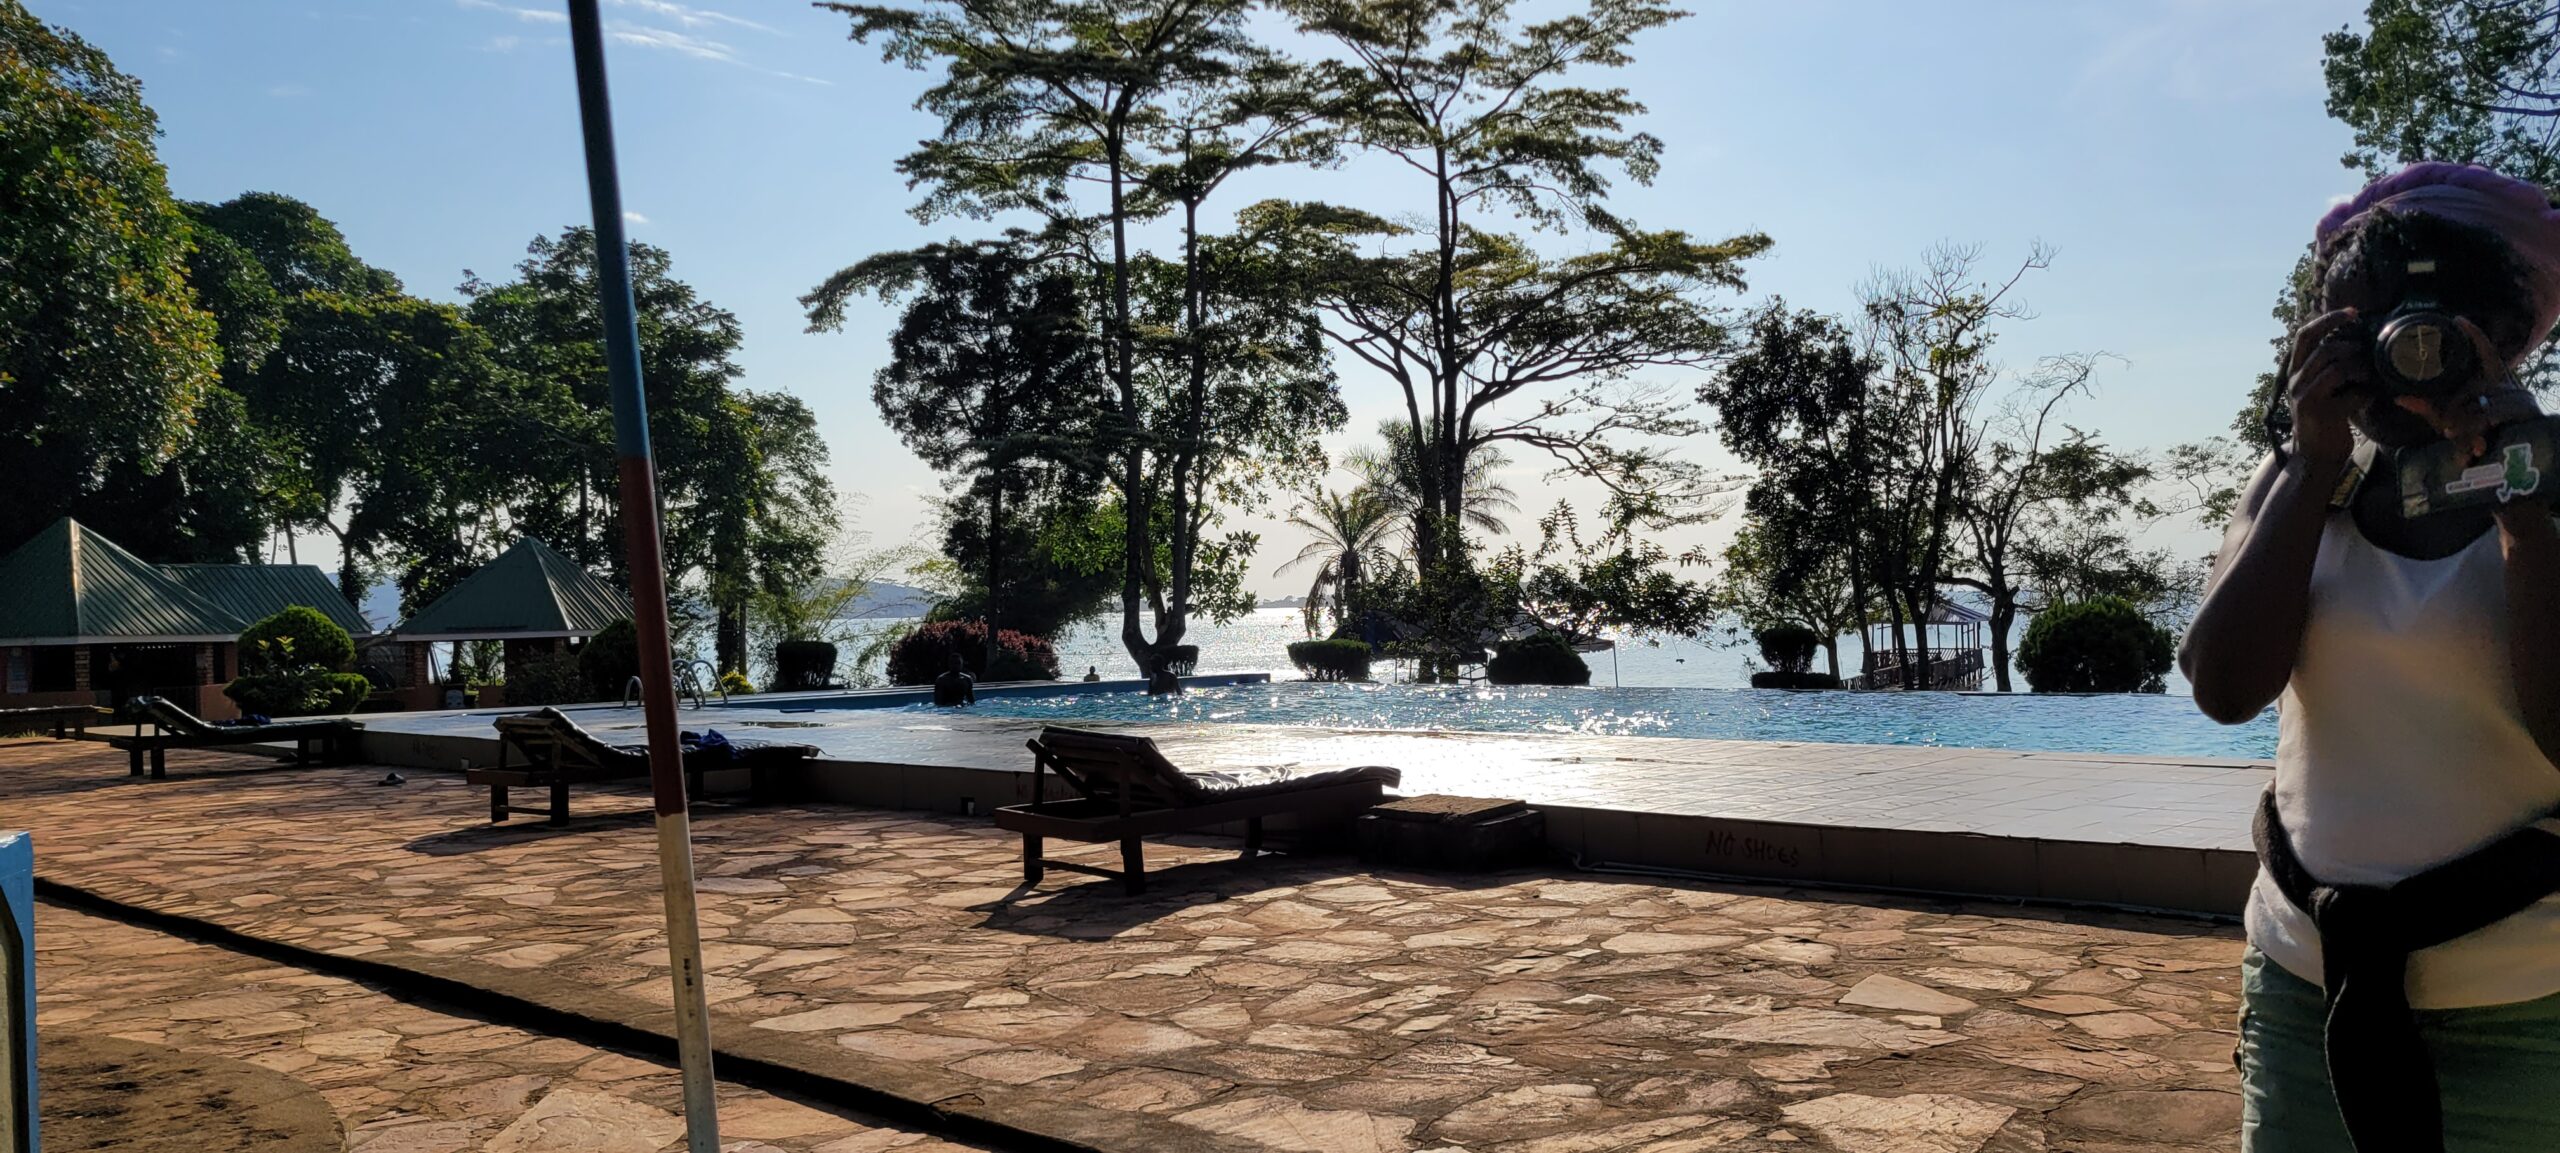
[97,696,363,779]
[0,704,113,739]
[471,707,820,825]
[998,726,1401,894]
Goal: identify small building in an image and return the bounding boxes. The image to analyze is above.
[390,538,630,707]
[0,519,371,719]
[1852,600,1988,691]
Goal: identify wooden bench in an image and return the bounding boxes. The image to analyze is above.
[94,697,362,779]
[471,708,819,825]
[0,704,113,739]
[996,726,1400,894]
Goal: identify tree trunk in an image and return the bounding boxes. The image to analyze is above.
[716,604,746,679]
[1822,637,1840,680]
[985,478,1003,673]
[1989,592,2016,693]
[1104,134,1153,677]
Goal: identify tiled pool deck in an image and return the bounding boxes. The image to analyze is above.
[6,735,2250,1152]
[358,704,2272,914]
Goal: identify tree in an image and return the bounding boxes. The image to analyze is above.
[1279,485,1401,635]
[827,240,1107,661]
[1716,521,1860,679]
[0,1,227,553]
[2016,597,2174,695]
[822,0,1332,682]
[2324,0,2560,186]
[1345,418,1520,556]
[468,229,838,672]
[1261,0,1766,576]
[1942,355,2119,692]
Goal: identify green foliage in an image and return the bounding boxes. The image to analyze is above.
[1281,485,1400,636]
[0,2,229,554]
[225,668,372,717]
[500,652,590,707]
[719,669,755,696]
[577,620,640,699]
[1287,638,1373,682]
[886,620,1059,685]
[238,606,355,675]
[1485,633,1592,687]
[2016,598,2174,695]
[1756,624,1821,676]
[2322,0,2560,186]
[772,640,838,691]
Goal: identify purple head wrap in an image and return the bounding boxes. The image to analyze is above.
[2315,162,2560,365]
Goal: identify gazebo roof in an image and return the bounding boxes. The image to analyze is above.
[394,538,630,641]
[162,563,373,638]
[0,519,246,645]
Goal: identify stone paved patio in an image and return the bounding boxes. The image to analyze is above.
[34,902,980,1151]
[7,737,2250,1152]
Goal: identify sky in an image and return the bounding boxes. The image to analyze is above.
[30,0,2375,599]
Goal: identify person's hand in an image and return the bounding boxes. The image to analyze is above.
[2284,308,2365,473]
[2392,316,2541,463]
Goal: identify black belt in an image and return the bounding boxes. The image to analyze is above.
[2254,790,2560,1153]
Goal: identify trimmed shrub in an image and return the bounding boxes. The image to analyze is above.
[504,651,590,707]
[719,669,755,696]
[1749,670,1841,690]
[238,605,354,675]
[1288,638,1373,682]
[1755,623,1821,676]
[1486,633,1591,686]
[578,619,640,698]
[1161,644,1200,676]
[885,620,1060,685]
[773,640,837,690]
[224,668,374,717]
[2017,597,2174,694]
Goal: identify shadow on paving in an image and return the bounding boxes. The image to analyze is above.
[3,734,2251,1153]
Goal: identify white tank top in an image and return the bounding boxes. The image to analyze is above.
[2244,507,2560,1008]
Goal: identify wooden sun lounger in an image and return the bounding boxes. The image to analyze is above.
[0,704,113,739]
[471,707,819,825]
[96,696,362,779]
[997,726,1401,894]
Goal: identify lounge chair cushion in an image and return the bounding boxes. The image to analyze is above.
[1036,726,1400,806]
[498,707,818,771]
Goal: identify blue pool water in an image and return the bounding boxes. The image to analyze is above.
[899,681,2278,760]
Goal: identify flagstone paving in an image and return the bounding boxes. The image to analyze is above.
[4,737,2250,1152]
[32,902,983,1152]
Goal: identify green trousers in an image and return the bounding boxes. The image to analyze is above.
[2239,948,2560,1152]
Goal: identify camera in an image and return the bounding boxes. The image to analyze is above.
[2356,258,2479,396]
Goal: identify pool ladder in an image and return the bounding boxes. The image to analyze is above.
[624,659,728,709]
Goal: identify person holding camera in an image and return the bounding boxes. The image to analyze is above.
[2185,162,2560,1152]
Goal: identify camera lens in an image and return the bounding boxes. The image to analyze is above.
[2374,312,2475,394]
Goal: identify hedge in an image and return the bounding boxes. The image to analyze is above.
[238,605,355,675]
[772,640,837,690]
[1755,623,1821,676]
[886,620,1060,685]
[577,619,640,698]
[1486,633,1591,686]
[225,668,372,717]
[1287,638,1373,682]
[2017,597,2174,694]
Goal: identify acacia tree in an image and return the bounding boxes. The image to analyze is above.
[2324,0,2560,185]
[1260,0,1766,582]
[0,1,228,554]
[824,240,1107,662]
[824,0,1337,682]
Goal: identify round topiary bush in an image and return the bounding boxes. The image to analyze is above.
[1755,623,1821,676]
[577,619,640,698]
[772,640,837,691]
[238,605,355,675]
[1485,632,1591,686]
[885,621,1060,685]
[2017,597,2174,694]
[1287,638,1373,682]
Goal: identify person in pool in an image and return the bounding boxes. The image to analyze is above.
[2184,162,2560,1152]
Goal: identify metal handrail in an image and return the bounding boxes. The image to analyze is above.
[624,660,725,709]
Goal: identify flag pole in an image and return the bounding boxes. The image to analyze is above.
[563,3,721,1147]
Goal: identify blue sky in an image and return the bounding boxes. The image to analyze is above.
[32,0,2371,596]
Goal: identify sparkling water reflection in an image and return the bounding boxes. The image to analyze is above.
[911,680,2276,760]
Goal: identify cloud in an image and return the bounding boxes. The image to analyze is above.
[606,20,832,84]
[624,211,650,224]
[609,0,773,35]
[484,34,521,51]
[457,0,567,25]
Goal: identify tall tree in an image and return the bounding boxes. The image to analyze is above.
[1261,0,1766,578]
[2324,0,2560,185]
[822,239,1107,660]
[0,1,228,554]
[823,0,1336,680]
[1279,485,1400,635]
[1941,355,2118,691]
[468,229,837,670]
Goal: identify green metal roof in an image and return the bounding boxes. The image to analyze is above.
[160,564,373,638]
[0,519,247,644]
[394,538,630,640]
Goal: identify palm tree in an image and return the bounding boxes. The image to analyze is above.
[1344,419,1522,553]
[1279,485,1401,636]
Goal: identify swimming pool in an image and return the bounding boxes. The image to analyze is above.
[893,681,2277,760]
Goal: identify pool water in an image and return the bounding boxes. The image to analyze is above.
[905,681,2278,760]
